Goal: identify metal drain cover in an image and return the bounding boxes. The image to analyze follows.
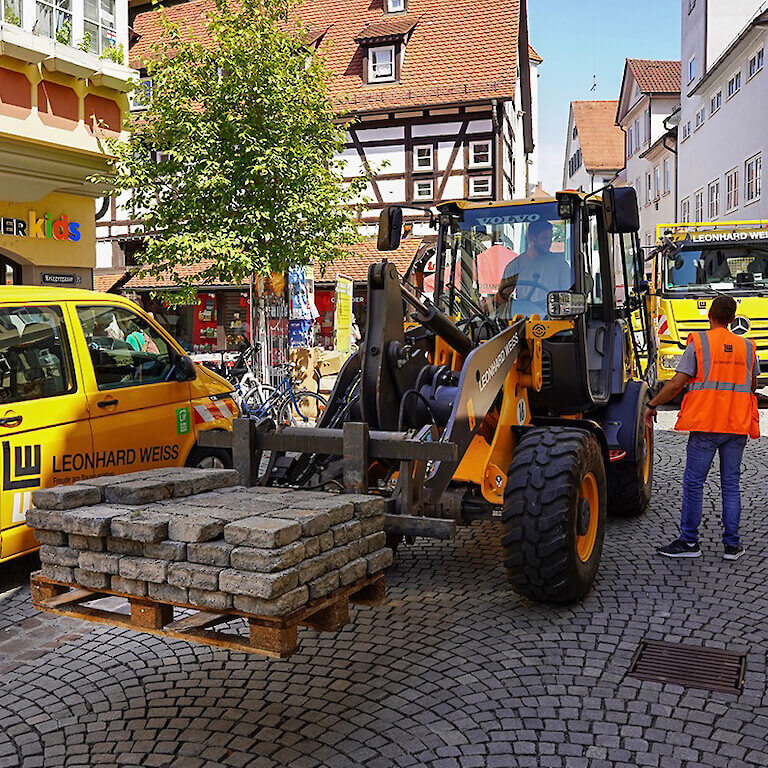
[628,640,746,694]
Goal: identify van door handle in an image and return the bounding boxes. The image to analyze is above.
[97,398,119,408]
[0,415,22,427]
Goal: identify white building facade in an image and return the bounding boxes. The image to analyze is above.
[679,0,768,223]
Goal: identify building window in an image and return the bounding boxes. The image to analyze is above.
[469,176,492,198]
[634,118,641,146]
[1,0,22,25]
[470,141,491,168]
[746,153,762,203]
[663,158,671,193]
[414,145,433,171]
[694,189,704,221]
[688,57,696,83]
[727,71,742,98]
[572,125,578,140]
[694,107,705,129]
[368,45,396,83]
[654,166,661,199]
[414,179,433,201]
[726,168,739,211]
[681,198,690,222]
[708,179,720,219]
[568,148,582,177]
[681,121,691,141]
[710,90,722,114]
[627,126,634,157]
[84,0,117,54]
[386,0,405,11]
[645,108,651,144]
[128,77,153,111]
[36,0,72,42]
[749,48,764,79]
[645,172,652,204]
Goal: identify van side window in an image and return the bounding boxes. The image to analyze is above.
[77,306,174,390]
[0,306,76,404]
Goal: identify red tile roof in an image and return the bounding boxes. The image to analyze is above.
[354,16,419,42]
[626,59,681,94]
[528,44,542,64]
[571,100,624,172]
[129,0,524,112]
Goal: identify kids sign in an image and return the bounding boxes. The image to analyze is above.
[0,211,81,242]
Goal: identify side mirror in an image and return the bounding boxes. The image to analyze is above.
[175,354,197,382]
[377,206,403,251]
[547,291,588,318]
[603,186,640,234]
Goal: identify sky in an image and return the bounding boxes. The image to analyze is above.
[529,0,681,193]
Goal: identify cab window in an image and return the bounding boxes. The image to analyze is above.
[77,306,174,390]
[0,306,75,404]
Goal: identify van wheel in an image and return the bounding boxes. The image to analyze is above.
[185,446,233,470]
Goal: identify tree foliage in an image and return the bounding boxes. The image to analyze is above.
[101,0,365,302]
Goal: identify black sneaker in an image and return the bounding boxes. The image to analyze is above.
[723,545,745,560]
[657,539,701,558]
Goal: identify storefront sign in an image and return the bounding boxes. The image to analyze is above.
[41,273,81,285]
[0,212,81,242]
[334,275,353,353]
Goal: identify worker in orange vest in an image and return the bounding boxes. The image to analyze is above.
[645,295,759,560]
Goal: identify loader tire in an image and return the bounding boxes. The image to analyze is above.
[502,427,607,604]
[607,418,653,518]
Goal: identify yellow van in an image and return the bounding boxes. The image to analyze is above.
[0,286,237,563]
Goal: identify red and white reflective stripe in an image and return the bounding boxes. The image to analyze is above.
[215,399,234,419]
[194,398,235,424]
[657,314,669,337]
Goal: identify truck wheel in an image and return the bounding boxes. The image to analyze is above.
[502,427,607,604]
[185,445,233,470]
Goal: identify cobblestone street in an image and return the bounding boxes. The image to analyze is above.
[1,425,768,767]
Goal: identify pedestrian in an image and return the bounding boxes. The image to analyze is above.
[646,295,759,560]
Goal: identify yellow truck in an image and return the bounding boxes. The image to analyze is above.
[0,286,237,563]
[651,221,768,388]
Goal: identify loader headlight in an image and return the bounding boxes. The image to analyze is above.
[661,354,683,370]
[547,291,587,318]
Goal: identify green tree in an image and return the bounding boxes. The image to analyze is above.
[99,0,365,302]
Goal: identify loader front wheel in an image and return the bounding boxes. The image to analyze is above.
[502,427,607,604]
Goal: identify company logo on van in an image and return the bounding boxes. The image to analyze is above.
[0,212,81,242]
[2,441,41,491]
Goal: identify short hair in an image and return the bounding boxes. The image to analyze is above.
[528,219,553,238]
[709,295,737,324]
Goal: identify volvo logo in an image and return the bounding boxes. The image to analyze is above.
[730,316,751,335]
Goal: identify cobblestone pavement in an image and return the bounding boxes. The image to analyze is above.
[1,426,768,767]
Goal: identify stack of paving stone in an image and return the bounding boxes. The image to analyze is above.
[27,468,392,618]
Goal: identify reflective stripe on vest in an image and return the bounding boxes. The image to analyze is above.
[688,333,754,393]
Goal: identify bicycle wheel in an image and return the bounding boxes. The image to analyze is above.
[278,390,327,428]
[242,384,277,415]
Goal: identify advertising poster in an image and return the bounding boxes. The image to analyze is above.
[334,275,353,353]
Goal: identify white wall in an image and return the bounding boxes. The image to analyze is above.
[707,0,764,68]
[562,106,591,191]
[528,60,540,192]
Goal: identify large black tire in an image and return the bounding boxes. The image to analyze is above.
[607,394,653,518]
[185,444,233,469]
[502,427,607,604]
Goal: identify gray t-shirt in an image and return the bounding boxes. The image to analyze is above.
[499,253,572,310]
[676,338,757,378]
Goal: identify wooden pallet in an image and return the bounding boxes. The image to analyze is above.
[30,571,385,659]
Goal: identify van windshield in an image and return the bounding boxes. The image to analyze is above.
[665,244,768,293]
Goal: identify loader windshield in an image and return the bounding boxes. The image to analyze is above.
[437,202,575,320]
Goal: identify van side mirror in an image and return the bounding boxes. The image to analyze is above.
[603,186,640,233]
[377,206,403,251]
[175,354,197,382]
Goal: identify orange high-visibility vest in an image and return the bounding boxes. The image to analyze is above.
[675,327,759,437]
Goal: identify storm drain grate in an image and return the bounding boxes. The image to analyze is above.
[627,640,746,695]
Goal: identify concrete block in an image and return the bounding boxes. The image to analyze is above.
[143,540,187,561]
[40,563,74,583]
[110,511,170,544]
[364,532,386,554]
[167,515,224,543]
[318,531,335,552]
[39,546,80,567]
[345,538,367,559]
[187,540,233,567]
[61,506,130,537]
[298,555,327,585]
[274,494,354,524]
[219,568,299,599]
[119,557,167,583]
[78,551,121,575]
[68,534,106,552]
[111,575,147,597]
[34,529,67,546]
[106,537,144,556]
[148,582,188,604]
[230,541,305,573]
[308,570,340,601]
[74,568,110,590]
[269,508,332,536]
[332,520,362,546]
[366,547,394,574]
[170,468,240,496]
[167,562,221,591]
[233,585,309,617]
[32,485,101,510]
[303,536,321,558]
[343,493,387,518]
[26,508,64,531]
[360,515,385,536]
[223,517,301,549]
[339,557,367,587]
[188,588,232,611]
[104,479,173,505]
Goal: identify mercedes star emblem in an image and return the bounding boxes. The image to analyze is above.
[730,316,751,335]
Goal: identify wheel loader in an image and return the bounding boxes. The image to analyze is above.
[247,187,656,603]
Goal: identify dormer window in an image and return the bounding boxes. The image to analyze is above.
[368,45,396,83]
[386,0,405,12]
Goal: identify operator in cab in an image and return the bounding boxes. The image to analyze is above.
[495,219,572,318]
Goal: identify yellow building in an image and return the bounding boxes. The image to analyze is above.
[0,23,135,286]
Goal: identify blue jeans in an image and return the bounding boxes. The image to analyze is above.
[680,432,747,546]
